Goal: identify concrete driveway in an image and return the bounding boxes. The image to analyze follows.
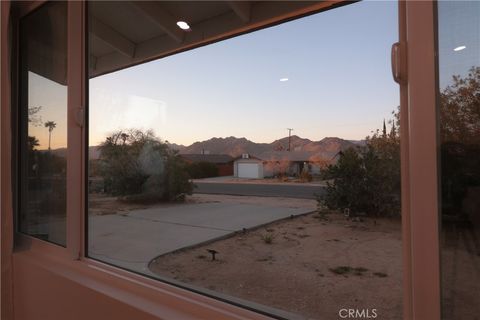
[88,199,315,274]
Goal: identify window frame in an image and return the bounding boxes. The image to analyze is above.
[403,1,442,319]
[1,1,444,319]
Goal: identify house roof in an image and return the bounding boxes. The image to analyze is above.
[256,151,324,162]
[232,154,263,162]
[232,151,327,162]
[180,154,233,164]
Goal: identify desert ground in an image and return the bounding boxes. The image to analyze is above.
[149,210,403,320]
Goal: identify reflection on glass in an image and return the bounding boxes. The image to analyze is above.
[19,2,68,246]
[88,1,401,318]
[437,2,480,319]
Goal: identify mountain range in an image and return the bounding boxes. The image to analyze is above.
[49,135,364,161]
[171,135,364,160]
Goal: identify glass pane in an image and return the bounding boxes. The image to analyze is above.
[18,2,68,246]
[437,2,480,319]
[88,1,401,318]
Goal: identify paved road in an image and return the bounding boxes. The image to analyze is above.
[193,182,325,199]
[88,201,315,274]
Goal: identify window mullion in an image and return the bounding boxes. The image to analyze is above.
[66,0,86,259]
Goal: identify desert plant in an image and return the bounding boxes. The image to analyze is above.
[261,232,275,244]
[353,267,369,275]
[98,129,193,202]
[373,272,388,278]
[329,266,353,275]
[319,110,401,217]
[329,266,368,276]
[163,149,194,201]
[186,161,219,179]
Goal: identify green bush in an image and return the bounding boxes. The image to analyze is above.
[164,150,194,201]
[186,161,219,179]
[320,112,401,217]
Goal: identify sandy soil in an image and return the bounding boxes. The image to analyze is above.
[188,193,317,209]
[88,193,317,215]
[149,212,402,320]
[89,193,154,215]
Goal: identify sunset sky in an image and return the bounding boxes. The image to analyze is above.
[30,1,400,149]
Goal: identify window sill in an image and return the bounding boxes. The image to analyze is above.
[12,236,272,320]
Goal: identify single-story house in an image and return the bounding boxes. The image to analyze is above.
[233,152,329,179]
[180,154,234,176]
[259,151,328,177]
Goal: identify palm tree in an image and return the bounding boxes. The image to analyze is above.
[44,121,56,150]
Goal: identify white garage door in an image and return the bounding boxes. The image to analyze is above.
[237,163,260,178]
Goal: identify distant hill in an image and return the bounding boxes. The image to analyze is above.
[180,136,270,157]
[51,135,363,162]
[348,140,367,146]
[179,135,360,160]
[270,135,313,151]
[167,142,186,152]
[302,137,359,160]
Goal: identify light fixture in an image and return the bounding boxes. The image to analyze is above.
[176,21,191,31]
[280,78,289,82]
[454,45,466,52]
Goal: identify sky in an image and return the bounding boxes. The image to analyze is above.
[438,1,480,89]
[29,1,400,149]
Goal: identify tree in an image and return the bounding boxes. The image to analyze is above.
[321,67,480,218]
[28,106,43,126]
[440,66,480,145]
[27,136,40,151]
[44,121,57,150]
[320,109,401,217]
[322,148,369,213]
[439,66,480,215]
[98,129,193,202]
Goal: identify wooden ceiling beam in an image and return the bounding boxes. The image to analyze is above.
[93,1,347,78]
[130,1,184,44]
[90,17,136,58]
[227,1,252,23]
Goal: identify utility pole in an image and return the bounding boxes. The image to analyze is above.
[287,128,294,151]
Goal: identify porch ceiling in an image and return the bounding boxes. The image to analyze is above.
[25,1,349,83]
[88,1,345,78]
